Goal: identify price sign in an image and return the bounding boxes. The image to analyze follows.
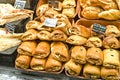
[44,18,57,27]
[5,23,16,34]
[14,0,26,9]
[92,23,106,34]
[48,0,59,9]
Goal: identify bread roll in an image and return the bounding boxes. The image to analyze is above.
[32,41,50,59]
[21,29,38,41]
[85,37,102,47]
[68,24,90,38]
[103,37,120,49]
[30,57,46,71]
[51,42,69,62]
[37,30,50,41]
[86,47,103,65]
[15,55,31,69]
[62,0,76,8]
[45,55,62,72]
[101,67,119,80]
[98,9,120,20]
[105,25,120,37]
[50,30,67,41]
[17,41,37,56]
[115,0,120,10]
[71,46,86,64]
[65,59,82,76]
[83,63,101,79]
[66,35,87,46]
[103,49,120,69]
[81,6,103,19]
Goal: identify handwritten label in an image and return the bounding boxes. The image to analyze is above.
[5,23,16,34]
[14,0,26,9]
[44,18,57,27]
[92,23,106,34]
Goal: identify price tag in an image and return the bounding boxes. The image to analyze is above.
[14,0,26,9]
[5,23,16,34]
[54,0,59,9]
[92,23,106,34]
[44,18,57,27]
[48,0,59,9]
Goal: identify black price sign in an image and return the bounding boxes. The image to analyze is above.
[48,0,59,9]
[92,23,106,34]
[5,23,16,34]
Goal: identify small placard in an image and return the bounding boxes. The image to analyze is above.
[44,18,57,27]
[14,0,26,9]
[92,23,106,34]
[5,23,16,34]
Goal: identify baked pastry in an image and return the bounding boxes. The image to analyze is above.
[32,41,50,59]
[66,35,87,45]
[62,0,76,8]
[36,4,49,17]
[21,29,38,41]
[45,55,62,72]
[83,63,101,79]
[105,25,120,37]
[15,55,31,69]
[30,57,46,71]
[103,37,120,49]
[51,42,69,62]
[81,6,103,19]
[50,30,67,41]
[71,46,86,64]
[62,7,75,18]
[65,59,82,76]
[79,0,89,9]
[85,37,102,47]
[101,67,119,80]
[86,47,103,65]
[37,30,50,41]
[26,20,41,30]
[98,9,120,20]
[17,41,37,56]
[103,49,120,69]
[115,0,120,10]
[68,24,90,38]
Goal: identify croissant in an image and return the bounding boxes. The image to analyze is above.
[98,9,120,20]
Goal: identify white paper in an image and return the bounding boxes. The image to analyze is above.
[44,18,57,27]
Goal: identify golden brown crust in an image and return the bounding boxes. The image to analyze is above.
[65,59,82,76]
[15,55,31,69]
[86,47,103,65]
[51,42,69,62]
[30,57,46,71]
[17,41,37,56]
[71,46,86,64]
[32,41,50,59]
[62,0,76,8]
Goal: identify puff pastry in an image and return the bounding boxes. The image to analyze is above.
[68,24,90,38]
[85,37,102,47]
[65,59,82,76]
[83,63,101,79]
[51,42,69,62]
[32,41,50,59]
[30,57,46,71]
[15,55,31,69]
[103,37,120,49]
[71,46,86,64]
[101,67,119,80]
[86,47,103,65]
[21,29,38,41]
[62,0,76,8]
[50,30,67,41]
[105,25,120,37]
[45,55,62,72]
[37,30,50,41]
[66,35,87,45]
[103,49,120,69]
[17,41,37,56]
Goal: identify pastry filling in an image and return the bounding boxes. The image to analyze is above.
[32,65,44,70]
[18,49,32,56]
[54,53,66,62]
[16,61,28,69]
[47,66,61,72]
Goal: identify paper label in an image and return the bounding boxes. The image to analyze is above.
[5,23,16,34]
[48,0,59,9]
[92,23,106,34]
[14,0,26,9]
[44,18,57,27]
